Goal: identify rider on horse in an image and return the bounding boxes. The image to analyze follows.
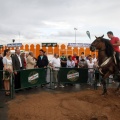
[107,31,120,72]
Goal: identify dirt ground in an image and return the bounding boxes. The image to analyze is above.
[7,89,120,120]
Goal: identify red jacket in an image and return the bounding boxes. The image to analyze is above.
[72,56,79,66]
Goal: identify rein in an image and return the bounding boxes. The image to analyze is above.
[97,49,111,75]
[97,57,112,75]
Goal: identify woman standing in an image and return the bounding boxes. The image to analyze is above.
[67,55,75,68]
[3,49,13,95]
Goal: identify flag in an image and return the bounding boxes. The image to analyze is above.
[86,31,91,39]
[74,28,77,30]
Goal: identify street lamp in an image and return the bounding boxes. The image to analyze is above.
[74,28,77,44]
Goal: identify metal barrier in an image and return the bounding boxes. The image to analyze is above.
[1,67,117,100]
[49,67,100,89]
[0,70,3,90]
[58,68,88,84]
[20,68,46,89]
[13,68,47,90]
[0,70,13,108]
[0,70,13,98]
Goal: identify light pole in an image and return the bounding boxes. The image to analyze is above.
[18,32,20,43]
[74,28,77,44]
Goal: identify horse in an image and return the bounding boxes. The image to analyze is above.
[90,35,120,95]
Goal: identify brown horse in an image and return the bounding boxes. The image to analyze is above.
[90,35,120,95]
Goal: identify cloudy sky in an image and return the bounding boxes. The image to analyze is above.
[0,0,120,45]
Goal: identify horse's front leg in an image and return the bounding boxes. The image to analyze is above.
[116,83,120,91]
[101,78,107,95]
[101,72,110,95]
[115,73,120,92]
[115,74,120,92]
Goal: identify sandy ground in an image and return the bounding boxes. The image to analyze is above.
[7,89,120,120]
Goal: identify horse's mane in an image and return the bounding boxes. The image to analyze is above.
[102,38,114,57]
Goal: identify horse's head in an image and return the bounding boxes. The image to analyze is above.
[90,35,105,52]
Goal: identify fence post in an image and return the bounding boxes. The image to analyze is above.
[49,67,52,88]
[46,67,53,89]
[10,73,14,99]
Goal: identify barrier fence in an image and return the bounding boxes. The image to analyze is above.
[0,71,2,90]
[0,70,13,99]
[0,67,115,99]
[58,68,88,84]
[20,68,46,89]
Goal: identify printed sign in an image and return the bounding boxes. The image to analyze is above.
[7,43,22,47]
[0,45,3,48]
[67,70,79,82]
[68,43,90,47]
[28,71,39,84]
[42,43,57,47]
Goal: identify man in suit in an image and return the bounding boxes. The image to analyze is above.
[12,47,24,89]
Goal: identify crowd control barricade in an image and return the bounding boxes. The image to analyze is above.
[53,67,112,89]
[0,70,3,108]
[0,70,3,90]
[17,68,47,90]
[0,70,13,99]
[0,70,13,108]
[58,68,88,84]
[46,67,53,89]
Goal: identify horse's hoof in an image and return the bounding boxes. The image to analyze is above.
[115,88,119,92]
[101,92,108,96]
[115,90,120,95]
[115,90,118,93]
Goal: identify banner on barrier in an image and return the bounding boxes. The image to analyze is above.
[20,68,46,88]
[59,68,88,83]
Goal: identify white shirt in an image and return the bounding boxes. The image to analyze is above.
[87,61,94,72]
[50,57,60,70]
[86,59,95,64]
[3,56,12,66]
[3,56,13,70]
[67,60,75,68]
[92,58,97,63]
[16,54,22,67]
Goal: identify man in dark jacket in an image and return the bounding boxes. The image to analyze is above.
[36,49,48,68]
[60,53,67,67]
[12,48,24,90]
[36,49,49,87]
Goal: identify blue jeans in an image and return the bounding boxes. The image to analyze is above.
[88,72,94,84]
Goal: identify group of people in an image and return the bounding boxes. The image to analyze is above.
[0,47,97,95]
[0,31,120,95]
[0,48,49,95]
[49,52,98,88]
